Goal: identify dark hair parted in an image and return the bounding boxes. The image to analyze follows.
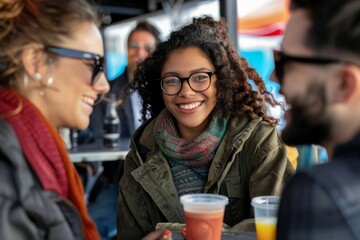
[0,0,99,86]
[290,0,360,57]
[129,16,282,126]
[127,21,161,45]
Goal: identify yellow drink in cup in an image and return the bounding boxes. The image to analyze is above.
[255,217,277,240]
[251,196,280,240]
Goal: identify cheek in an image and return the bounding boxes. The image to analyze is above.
[162,95,173,108]
[128,49,138,57]
[207,86,217,104]
[282,73,306,97]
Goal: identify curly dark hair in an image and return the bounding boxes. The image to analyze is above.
[128,16,282,126]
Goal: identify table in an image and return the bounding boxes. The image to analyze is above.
[68,138,130,162]
[171,231,256,240]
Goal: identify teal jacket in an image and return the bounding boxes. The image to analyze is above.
[117,115,294,239]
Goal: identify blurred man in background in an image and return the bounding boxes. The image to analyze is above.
[92,21,161,139]
[83,21,161,240]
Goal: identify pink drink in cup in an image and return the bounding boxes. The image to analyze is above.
[180,193,229,240]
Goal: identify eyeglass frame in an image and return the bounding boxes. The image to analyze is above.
[273,49,354,84]
[45,46,104,85]
[159,71,216,96]
[128,41,155,54]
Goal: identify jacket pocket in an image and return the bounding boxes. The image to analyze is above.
[221,177,249,226]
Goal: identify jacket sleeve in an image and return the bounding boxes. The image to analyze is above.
[248,126,294,198]
[277,172,353,240]
[117,150,156,239]
[0,160,40,240]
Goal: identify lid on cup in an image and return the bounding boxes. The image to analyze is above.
[251,195,280,210]
[180,193,229,211]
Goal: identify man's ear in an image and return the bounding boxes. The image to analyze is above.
[335,65,360,103]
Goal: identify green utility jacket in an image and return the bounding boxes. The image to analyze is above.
[117,115,294,239]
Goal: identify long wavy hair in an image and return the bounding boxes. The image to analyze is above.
[0,0,99,87]
[129,16,282,126]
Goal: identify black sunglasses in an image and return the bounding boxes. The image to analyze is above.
[273,50,351,84]
[45,46,104,85]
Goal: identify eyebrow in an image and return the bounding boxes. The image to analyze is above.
[162,68,213,76]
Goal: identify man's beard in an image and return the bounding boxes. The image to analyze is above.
[281,83,332,146]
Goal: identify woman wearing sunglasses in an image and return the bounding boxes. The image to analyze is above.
[117,16,295,239]
[0,0,109,239]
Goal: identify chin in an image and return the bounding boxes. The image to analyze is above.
[74,118,90,130]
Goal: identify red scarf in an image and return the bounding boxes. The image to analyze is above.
[0,88,100,240]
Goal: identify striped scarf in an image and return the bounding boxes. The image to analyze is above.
[153,109,227,196]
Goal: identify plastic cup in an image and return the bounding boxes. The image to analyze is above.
[180,193,229,240]
[251,196,280,240]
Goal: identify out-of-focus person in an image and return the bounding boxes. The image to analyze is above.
[117,16,295,239]
[80,21,161,240]
[0,0,109,239]
[89,20,161,140]
[271,0,360,239]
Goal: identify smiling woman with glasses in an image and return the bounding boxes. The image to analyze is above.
[0,0,109,239]
[118,16,294,239]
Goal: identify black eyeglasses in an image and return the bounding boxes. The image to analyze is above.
[45,46,104,85]
[273,50,351,84]
[160,71,216,96]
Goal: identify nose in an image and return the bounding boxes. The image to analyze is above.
[269,69,280,85]
[94,73,110,94]
[135,47,149,60]
[178,80,195,97]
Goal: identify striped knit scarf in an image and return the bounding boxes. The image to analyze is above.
[153,109,227,196]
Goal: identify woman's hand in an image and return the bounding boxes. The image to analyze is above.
[142,229,173,240]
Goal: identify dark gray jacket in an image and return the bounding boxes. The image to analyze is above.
[0,120,83,240]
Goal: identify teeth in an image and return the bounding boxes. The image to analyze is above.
[179,102,201,110]
[82,96,94,106]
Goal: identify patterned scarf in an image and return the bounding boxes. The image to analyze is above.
[154,109,227,196]
[0,88,100,240]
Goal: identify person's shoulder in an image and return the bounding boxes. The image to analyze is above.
[247,118,283,147]
[286,160,360,197]
[227,115,281,144]
[109,70,128,88]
